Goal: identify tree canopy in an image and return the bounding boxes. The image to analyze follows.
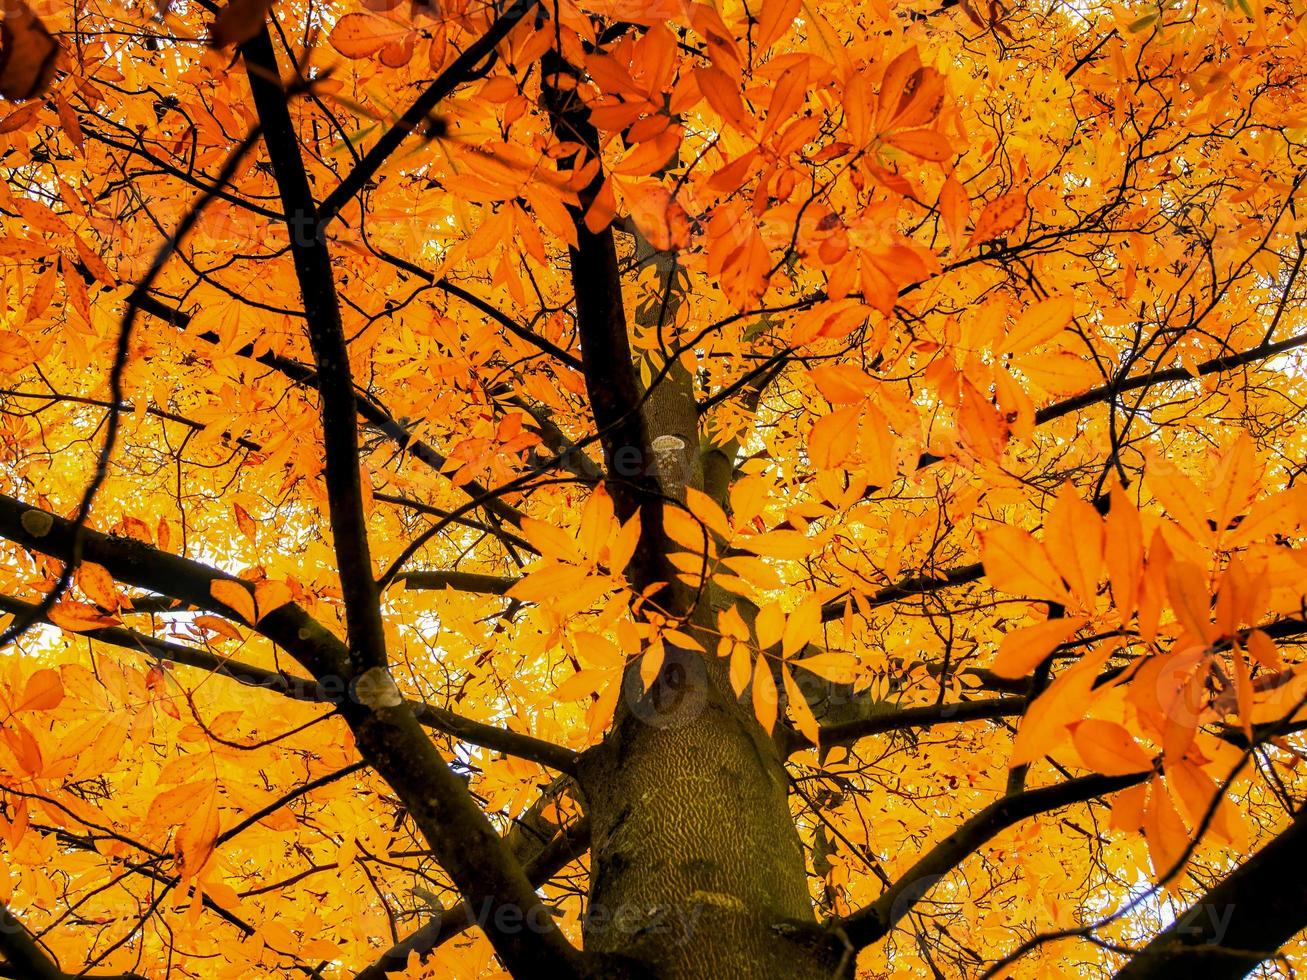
[1,0,1307,976]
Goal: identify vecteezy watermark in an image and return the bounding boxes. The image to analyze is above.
[623,644,708,730]
[419,893,708,940]
[1170,902,1236,946]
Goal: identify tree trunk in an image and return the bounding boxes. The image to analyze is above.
[576,640,848,978]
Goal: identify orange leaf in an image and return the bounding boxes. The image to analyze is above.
[1043,485,1103,609]
[210,580,256,624]
[194,615,243,642]
[755,0,801,49]
[882,128,952,161]
[938,177,969,253]
[967,192,1026,249]
[1070,719,1153,775]
[1004,295,1075,355]
[792,652,857,684]
[520,518,582,563]
[1143,776,1190,884]
[77,561,119,611]
[809,364,872,404]
[808,406,860,469]
[210,0,276,48]
[1014,350,1101,395]
[16,668,63,712]
[48,600,119,633]
[980,526,1071,604]
[783,666,819,746]
[1010,646,1112,766]
[254,580,293,620]
[781,596,821,658]
[329,12,413,59]
[1165,560,1216,644]
[233,503,256,541]
[990,616,1086,679]
[0,0,57,101]
[1105,487,1143,627]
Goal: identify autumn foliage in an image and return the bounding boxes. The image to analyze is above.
[1,0,1307,976]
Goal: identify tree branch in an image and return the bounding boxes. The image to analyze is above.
[1112,804,1307,980]
[0,901,145,980]
[317,0,542,225]
[395,570,520,594]
[0,591,577,771]
[131,296,527,532]
[234,27,591,976]
[240,27,385,673]
[0,493,587,973]
[836,772,1149,950]
[821,562,985,622]
[812,697,1028,752]
[354,816,591,979]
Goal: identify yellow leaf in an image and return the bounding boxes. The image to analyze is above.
[640,646,665,693]
[685,487,732,541]
[730,475,769,525]
[729,642,752,697]
[574,632,624,670]
[781,596,821,657]
[740,530,814,560]
[1014,351,1101,395]
[990,616,1086,679]
[720,555,784,590]
[752,657,778,734]
[755,601,785,650]
[554,668,606,701]
[792,652,857,684]
[506,564,595,603]
[1165,560,1216,644]
[783,666,820,746]
[520,518,582,563]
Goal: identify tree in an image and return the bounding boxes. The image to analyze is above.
[0,0,1305,975]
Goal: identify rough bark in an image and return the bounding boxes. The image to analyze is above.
[577,665,848,978]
